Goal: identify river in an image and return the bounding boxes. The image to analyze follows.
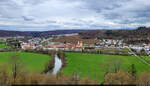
[52,54,62,74]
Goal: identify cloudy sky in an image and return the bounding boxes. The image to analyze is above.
[0,0,150,31]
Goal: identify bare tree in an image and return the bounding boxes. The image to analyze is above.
[103,71,132,85]
[136,71,150,85]
[9,54,24,82]
[43,51,55,74]
[0,65,9,84]
[104,58,122,73]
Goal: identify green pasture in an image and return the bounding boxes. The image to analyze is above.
[0,52,50,73]
[62,52,150,83]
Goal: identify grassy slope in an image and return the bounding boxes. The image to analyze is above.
[0,52,50,73]
[62,52,150,83]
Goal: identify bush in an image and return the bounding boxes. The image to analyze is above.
[103,71,132,85]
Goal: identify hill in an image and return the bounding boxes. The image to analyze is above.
[0,30,86,37]
[79,27,150,39]
[0,27,150,40]
[52,27,150,44]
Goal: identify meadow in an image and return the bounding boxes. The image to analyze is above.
[141,56,150,63]
[62,52,150,83]
[0,52,50,73]
[96,48,130,53]
[0,40,11,49]
[0,44,11,49]
[1,51,150,83]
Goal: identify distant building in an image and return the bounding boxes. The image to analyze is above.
[43,44,65,51]
[43,41,83,51]
[21,42,35,50]
[76,41,83,48]
[7,38,21,48]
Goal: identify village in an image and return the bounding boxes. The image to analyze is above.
[1,0,150,84]
[1,33,150,55]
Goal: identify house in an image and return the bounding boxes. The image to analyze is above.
[43,44,65,51]
[144,44,150,50]
[21,42,35,50]
[7,38,21,48]
[43,41,83,51]
[65,43,76,50]
[75,41,83,48]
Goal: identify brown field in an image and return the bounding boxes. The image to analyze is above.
[52,35,99,45]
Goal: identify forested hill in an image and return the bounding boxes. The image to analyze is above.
[0,27,150,39]
[0,30,85,37]
[79,27,150,39]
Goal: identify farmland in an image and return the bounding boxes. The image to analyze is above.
[52,35,99,45]
[0,51,150,83]
[0,52,50,73]
[62,52,150,83]
[96,48,129,53]
[141,56,150,63]
[0,40,11,49]
[0,44,11,49]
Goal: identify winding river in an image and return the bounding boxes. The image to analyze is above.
[52,54,62,74]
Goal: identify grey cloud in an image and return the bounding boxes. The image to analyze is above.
[22,16,34,21]
[23,0,50,5]
[0,0,23,18]
[0,0,150,31]
[80,0,129,12]
[96,0,150,25]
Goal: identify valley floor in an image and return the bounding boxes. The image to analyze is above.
[0,52,50,73]
[62,52,150,83]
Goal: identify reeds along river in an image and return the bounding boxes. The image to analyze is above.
[52,54,62,75]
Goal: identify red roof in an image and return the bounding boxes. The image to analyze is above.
[45,44,65,48]
[65,44,75,48]
[45,43,82,49]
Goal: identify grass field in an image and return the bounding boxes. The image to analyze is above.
[62,52,150,83]
[0,40,5,42]
[96,48,129,53]
[0,52,50,73]
[0,44,11,49]
[141,56,150,63]
[0,40,11,49]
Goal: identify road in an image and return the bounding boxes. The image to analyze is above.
[128,47,150,66]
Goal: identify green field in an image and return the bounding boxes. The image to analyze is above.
[141,56,150,63]
[0,52,50,72]
[96,48,129,53]
[0,44,11,49]
[0,40,11,49]
[62,52,150,83]
[0,40,5,42]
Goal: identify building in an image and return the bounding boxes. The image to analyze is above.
[21,42,35,50]
[43,41,83,51]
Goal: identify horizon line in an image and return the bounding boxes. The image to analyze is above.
[0,28,136,32]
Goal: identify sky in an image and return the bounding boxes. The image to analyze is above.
[0,0,150,31]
